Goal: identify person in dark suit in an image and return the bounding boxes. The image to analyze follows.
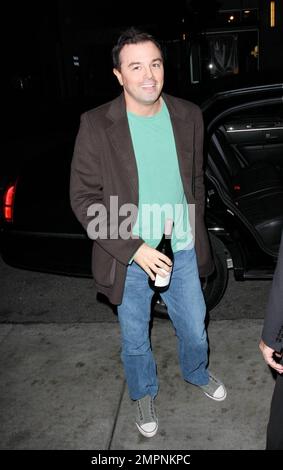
[70,28,226,438]
[260,231,283,450]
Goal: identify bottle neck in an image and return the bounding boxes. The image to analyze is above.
[164,218,173,237]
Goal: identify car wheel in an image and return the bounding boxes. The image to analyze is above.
[153,234,228,318]
[202,234,229,311]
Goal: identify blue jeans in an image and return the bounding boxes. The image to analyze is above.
[117,246,209,400]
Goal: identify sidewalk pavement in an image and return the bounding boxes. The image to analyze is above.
[0,319,274,450]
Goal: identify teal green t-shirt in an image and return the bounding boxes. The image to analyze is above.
[127,101,193,253]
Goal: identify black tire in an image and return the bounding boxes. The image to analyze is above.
[153,234,228,318]
[202,234,229,311]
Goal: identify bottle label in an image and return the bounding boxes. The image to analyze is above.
[155,269,171,287]
[164,218,174,237]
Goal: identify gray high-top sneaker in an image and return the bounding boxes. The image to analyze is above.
[135,395,158,437]
[198,372,227,401]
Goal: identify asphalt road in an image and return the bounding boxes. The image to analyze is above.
[0,257,272,324]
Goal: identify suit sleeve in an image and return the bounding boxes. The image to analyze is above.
[69,112,144,265]
[262,231,283,351]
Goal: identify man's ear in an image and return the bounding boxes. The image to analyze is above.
[113,68,123,86]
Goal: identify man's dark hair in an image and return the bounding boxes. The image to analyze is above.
[112,27,163,70]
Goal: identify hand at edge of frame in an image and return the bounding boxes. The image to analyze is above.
[259,339,283,373]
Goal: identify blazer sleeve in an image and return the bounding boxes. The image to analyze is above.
[69,112,144,265]
[262,231,283,351]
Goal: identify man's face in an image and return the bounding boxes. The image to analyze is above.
[113,41,164,113]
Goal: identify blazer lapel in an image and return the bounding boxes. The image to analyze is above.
[168,109,195,199]
[106,96,139,197]
[107,119,139,196]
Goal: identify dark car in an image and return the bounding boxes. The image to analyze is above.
[1,81,283,315]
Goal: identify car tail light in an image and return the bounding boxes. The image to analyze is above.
[3,183,16,222]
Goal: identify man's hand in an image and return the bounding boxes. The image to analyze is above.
[259,339,283,373]
[133,243,172,281]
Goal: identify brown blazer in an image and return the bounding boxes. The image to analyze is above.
[70,93,214,304]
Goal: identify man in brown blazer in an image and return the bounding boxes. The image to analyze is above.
[70,28,226,438]
[260,231,283,449]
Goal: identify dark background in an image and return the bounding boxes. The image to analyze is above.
[3,0,283,141]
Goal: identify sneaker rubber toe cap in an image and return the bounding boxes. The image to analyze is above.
[136,421,158,438]
[204,384,227,401]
